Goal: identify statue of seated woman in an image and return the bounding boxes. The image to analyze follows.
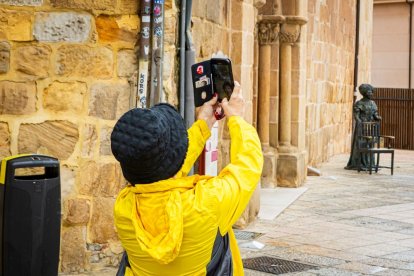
[345,84,382,170]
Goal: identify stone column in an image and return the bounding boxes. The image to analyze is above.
[279,41,292,149]
[257,15,284,145]
[256,15,284,188]
[278,16,306,152]
[277,16,307,187]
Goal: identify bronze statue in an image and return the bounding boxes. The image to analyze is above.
[345,84,382,170]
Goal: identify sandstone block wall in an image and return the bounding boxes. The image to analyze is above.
[0,0,178,273]
[305,0,358,166]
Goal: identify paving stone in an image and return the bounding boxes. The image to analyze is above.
[386,238,414,248]
[396,228,414,236]
[265,248,347,267]
[337,216,414,232]
[306,267,360,276]
[359,256,414,271]
[334,261,388,274]
[375,268,414,276]
[401,262,414,270]
[381,250,414,262]
[344,243,411,257]
[315,238,379,251]
[244,269,275,275]
[374,232,414,241]
[279,271,317,276]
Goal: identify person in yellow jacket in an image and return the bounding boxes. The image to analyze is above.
[111,83,263,276]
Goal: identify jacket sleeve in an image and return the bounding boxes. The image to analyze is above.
[175,119,211,178]
[202,116,263,235]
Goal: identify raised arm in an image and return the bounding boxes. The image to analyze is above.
[198,83,264,234]
[213,116,263,234]
[174,95,218,177]
[174,120,211,177]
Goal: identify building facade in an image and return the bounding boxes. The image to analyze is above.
[372,0,412,89]
[0,0,373,272]
[371,0,414,150]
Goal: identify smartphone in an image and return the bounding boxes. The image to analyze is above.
[211,58,234,102]
[191,58,234,107]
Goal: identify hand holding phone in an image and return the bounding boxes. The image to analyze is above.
[221,81,245,118]
[191,58,235,109]
[195,94,218,129]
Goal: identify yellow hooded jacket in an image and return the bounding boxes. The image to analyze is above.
[114,116,263,275]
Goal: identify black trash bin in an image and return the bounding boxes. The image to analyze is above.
[0,154,61,276]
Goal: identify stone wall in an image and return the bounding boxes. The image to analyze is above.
[0,0,178,273]
[305,0,357,166]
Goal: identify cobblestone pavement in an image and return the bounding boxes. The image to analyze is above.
[241,150,414,275]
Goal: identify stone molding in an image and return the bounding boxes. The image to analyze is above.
[257,15,285,45]
[374,0,407,4]
[280,16,307,44]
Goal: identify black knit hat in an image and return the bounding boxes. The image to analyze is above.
[110,103,188,184]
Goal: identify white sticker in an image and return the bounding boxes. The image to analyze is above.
[154,17,163,24]
[196,77,210,88]
[142,16,151,23]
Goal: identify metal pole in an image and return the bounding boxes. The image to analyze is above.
[137,0,152,108]
[408,1,412,90]
[184,0,195,129]
[179,0,186,117]
[353,0,360,104]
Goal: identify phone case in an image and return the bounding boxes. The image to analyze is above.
[191,60,214,107]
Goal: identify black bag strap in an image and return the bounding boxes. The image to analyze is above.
[206,229,233,276]
[116,251,130,276]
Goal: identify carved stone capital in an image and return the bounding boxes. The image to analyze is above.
[280,16,307,44]
[257,15,285,45]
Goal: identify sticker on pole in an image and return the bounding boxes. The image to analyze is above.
[154,5,162,16]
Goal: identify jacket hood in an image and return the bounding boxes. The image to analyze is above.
[118,175,210,264]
